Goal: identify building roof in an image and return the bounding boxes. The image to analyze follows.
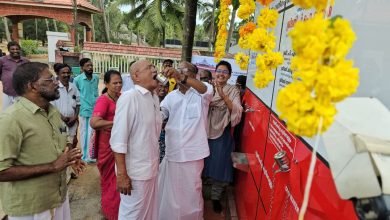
[0,0,101,14]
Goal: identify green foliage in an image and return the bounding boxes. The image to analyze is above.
[23,19,69,44]
[20,39,39,55]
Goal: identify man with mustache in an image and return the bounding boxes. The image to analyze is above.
[0,41,29,110]
[52,63,80,150]
[0,62,85,219]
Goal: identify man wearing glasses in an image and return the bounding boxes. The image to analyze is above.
[0,62,85,219]
[158,61,213,219]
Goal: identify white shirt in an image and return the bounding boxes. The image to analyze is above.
[52,82,80,117]
[51,82,80,136]
[110,85,162,180]
[121,73,135,92]
[161,82,213,162]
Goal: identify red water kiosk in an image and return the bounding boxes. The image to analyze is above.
[233,1,390,219]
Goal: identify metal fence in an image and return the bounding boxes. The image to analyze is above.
[81,51,181,76]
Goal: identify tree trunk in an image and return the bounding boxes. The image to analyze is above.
[53,19,58,32]
[100,0,111,43]
[45,19,50,31]
[72,0,78,46]
[137,28,140,45]
[35,19,38,40]
[162,27,166,48]
[209,0,217,51]
[91,14,96,41]
[181,0,198,62]
[3,17,11,42]
[225,8,237,53]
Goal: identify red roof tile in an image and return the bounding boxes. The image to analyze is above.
[0,0,101,13]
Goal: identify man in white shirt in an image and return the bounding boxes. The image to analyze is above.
[51,63,80,147]
[110,60,162,220]
[158,61,213,220]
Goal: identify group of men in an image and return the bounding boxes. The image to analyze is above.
[0,42,101,219]
[0,41,230,219]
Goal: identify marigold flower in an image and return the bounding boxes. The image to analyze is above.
[257,8,279,29]
[257,0,274,6]
[253,69,275,88]
[249,28,275,52]
[239,22,256,37]
[235,53,250,70]
[238,0,256,20]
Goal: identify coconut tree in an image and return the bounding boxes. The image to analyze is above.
[118,0,184,47]
[198,0,219,51]
[181,0,198,61]
[225,0,239,52]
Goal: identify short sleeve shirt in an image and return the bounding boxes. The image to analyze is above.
[74,73,99,117]
[0,97,68,216]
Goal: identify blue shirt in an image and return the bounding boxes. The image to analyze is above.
[74,73,99,117]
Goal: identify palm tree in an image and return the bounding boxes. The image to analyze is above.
[181,0,198,61]
[225,0,239,52]
[99,0,111,42]
[118,0,184,47]
[198,0,218,51]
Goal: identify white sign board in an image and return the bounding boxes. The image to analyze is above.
[191,55,248,85]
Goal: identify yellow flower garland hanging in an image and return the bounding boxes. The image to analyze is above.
[276,9,359,137]
[214,0,232,63]
[235,0,283,87]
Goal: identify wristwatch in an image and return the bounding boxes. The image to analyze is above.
[180,75,188,84]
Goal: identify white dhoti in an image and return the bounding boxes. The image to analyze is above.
[158,158,204,220]
[79,116,93,162]
[8,195,70,220]
[119,175,158,220]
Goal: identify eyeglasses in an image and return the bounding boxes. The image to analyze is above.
[177,68,189,74]
[40,76,58,83]
[216,69,230,74]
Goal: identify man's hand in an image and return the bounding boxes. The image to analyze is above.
[71,160,87,175]
[51,147,82,173]
[66,116,78,127]
[117,173,132,195]
[164,67,184,82]
[61,115,70,123]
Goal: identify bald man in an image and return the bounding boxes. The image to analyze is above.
[110,60,162,219]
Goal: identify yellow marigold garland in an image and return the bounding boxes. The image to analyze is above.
[276,10,359,137]
[214,0,231,63]
[235,0,283,78]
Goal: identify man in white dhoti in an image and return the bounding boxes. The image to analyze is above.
[110,60,162,220]
[158,61,213,220]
